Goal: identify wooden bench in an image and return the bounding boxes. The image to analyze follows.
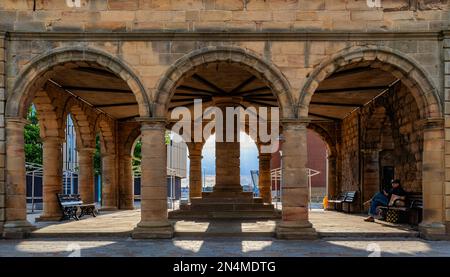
[328,191,357,213]
[378,192,423,225]
[57,194,97,221]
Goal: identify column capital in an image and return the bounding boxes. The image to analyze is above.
[188,154,203,159]
[5,116,29,126]
[419,117,444,130]
[101,152,116,158]
[360,148,380,154]
[41,136,64,144]
[78,147,96,153]
[137,117,167,131]
[280,117,310,129]
[258,153,272,160]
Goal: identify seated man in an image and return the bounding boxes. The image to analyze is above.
[364,179,406,222]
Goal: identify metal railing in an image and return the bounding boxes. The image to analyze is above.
[132,159,178,210]
[270,167,321,210]
[26,162,79,213]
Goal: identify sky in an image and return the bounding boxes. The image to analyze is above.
[181,132,259,187]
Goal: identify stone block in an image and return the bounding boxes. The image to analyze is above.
[232,11,272,21]
[108,0,139,10]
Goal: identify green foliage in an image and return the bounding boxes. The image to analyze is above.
[131,131,170,169]
[24,106,42,165]
[94,134,102,175]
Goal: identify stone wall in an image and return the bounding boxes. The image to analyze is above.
[339,112,360,194]
[443,34,450,227]
[337,82,423,210]
[0,32,5,233]
[0,0,448,32]
[386,83,423,192]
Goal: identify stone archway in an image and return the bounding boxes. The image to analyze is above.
[300,46,446,237]
[307,123,338,200]
[3,47,151,237]
[153,45,296,119]
[299,46,442,119]
[6,47,150,119]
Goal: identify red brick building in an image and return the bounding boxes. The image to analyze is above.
[271,130,328,200]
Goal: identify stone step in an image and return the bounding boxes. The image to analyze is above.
[190,197,264,204]
[169,210,282,220]
[183,203,275,212]
[201,191,254,198]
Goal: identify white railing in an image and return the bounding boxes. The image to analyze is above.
[270,167,321,210]
[132,160,178,210]
[25,162,79,212]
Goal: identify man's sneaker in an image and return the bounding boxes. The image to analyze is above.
[364,216,375,222]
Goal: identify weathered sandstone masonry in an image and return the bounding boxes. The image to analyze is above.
[0,0,448,239]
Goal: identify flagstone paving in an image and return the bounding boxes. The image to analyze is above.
[28,210,418,238]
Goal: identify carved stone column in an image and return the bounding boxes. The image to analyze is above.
[258,151,272,204]
[3,117,34,238]
[419,118,447,239]
[119,153,134,210]
[188,146,203,199]
[36,136,63,221]
[78,148,95,204]
[132,118,173,238]
[275,118,317,239]
[101,153,118,210]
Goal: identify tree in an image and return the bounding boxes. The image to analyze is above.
[24,106,42,165]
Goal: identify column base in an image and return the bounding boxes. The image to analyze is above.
[35,215,61,222]
[419,222,450,240]
[118,205,135,210]
[2,220,35,239]
[132,220,174,239]
[99,206,118,212]
[275,220,318,240]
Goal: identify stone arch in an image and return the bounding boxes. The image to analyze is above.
[32,89,64,139]
[124,126,142,157]
[95,114,116,155]
[153,46,295,118]
[63,98,96,149]
[6,47,151,119]
[299,46,442,120]
[307,123,337,157]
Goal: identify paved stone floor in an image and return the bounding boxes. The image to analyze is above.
[28,209,418,238]
[1,237,450,257]
[0,210,445,257]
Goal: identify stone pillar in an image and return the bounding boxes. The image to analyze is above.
[3,117,34,238]
[327,155,337,201]
[276,119,317,239]
[36,136,63,221]
[101,153,118,210]
[258,152,272,204]
[214,103,241,193]
[188,146,203,199]
[78,148,95,204]
[119,153,134,210]
[419,118,447,239]
[132,118,173,238]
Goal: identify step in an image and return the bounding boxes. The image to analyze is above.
[184,203,275,212]
[190,197,264,204]
[202,191,254,198]
[169,210,282,220]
